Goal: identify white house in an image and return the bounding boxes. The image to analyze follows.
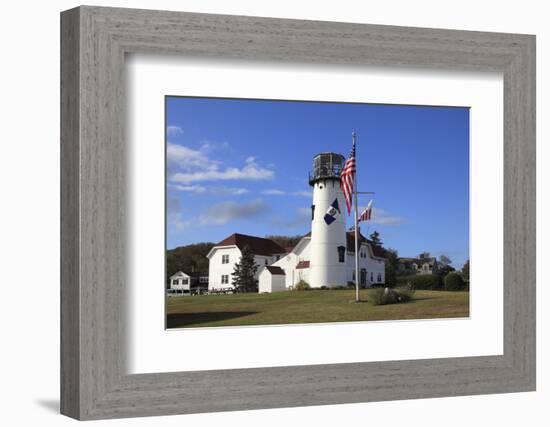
[168,271,192,295]
[269,229,386,290]
[206,233,287,291]
[258,266,286,293]
[205,228,386,293]
[268,234,311,289]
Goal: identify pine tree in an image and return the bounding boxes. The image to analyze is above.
[369,230,383,247]
[384,248,399,286]
[439,254,452,266]
[232,245,258,293]
[461,259,470,282]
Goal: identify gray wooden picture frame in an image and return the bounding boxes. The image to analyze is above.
[60,5,536,421]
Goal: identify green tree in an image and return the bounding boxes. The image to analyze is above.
[384,248,399,286]
[439,254,452,266]
[461,259,470,282]
[444,272,465,291]
[232,245,258,293]
[369,230,383,247]
[437,264,456,277]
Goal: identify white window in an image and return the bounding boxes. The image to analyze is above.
[182,278,189,285]
[222,254,229,264]
[370,272,374,282]
[172,279,179,285]
[377,273,382,282]
[221,275,229,284]
[265,259,268,265]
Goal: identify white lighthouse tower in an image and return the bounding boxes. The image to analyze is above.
[308,152,348,288]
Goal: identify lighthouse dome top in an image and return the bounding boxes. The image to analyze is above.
[309,152,345,186]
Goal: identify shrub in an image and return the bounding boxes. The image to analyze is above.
[295,280,310,291]
[320,285,328,290]
[370,284,416,306]
[396,274,443,290]
[444,272,465,291]
[370,288,395,305]
[395,285,415,302]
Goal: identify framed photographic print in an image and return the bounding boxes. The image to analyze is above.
[61,6,536,420]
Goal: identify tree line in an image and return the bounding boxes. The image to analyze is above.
[367,230,470,286]
[166,231,470,290]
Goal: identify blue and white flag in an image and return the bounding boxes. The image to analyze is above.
[324,198,341,225]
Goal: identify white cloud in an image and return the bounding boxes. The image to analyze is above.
[359,207,405,226]
[167,143,217,172]
[261,189,312,197]
[169,182,249,196]
[167,142,274,184]
[296,207,311,218]
[171,160,274,183]
[292,190,312,198]
[168,212,191,231]
[199,199,268,225]
[210,187,249,196]
[170,184,206,193]
[271,207,311,229]
[200,140,229,152]
[166,125,184,137]
[167,197,191,231]
[262,189,286,195]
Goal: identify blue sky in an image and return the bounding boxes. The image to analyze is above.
[166,96,469,268]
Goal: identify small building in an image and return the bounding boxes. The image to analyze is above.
[168,271,192,295]
[258,266,286,293]
[168,271,209,296]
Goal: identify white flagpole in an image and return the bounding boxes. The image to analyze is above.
[353,132,360,303]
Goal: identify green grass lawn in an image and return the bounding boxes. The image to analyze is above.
[166,289,469,328]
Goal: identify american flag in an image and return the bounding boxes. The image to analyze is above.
[359,200,373,222]
[340,136,356,215]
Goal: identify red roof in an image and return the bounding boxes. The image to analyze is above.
[296,260,310,269]
[215,233,286,256]
[346,230,387,258]
[265,266,285,275]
